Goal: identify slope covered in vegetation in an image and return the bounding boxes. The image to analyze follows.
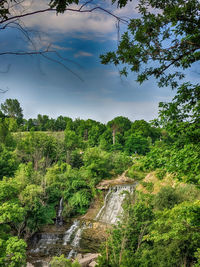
[0,98,199,266]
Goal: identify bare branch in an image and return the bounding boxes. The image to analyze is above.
[0,64,11,73]
[79,0,94,11]
[41,53,84,82]
[0,1,128,81]
[0,88,8,93]
[0,50,55,56]
[0,5,128,25]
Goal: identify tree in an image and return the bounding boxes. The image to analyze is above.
[16,132,58,171]
[153,186,181,210]
[0,236,27,267]
[107,116,132,145]
[82,147,112,184]
[158,83,200,145]
[98,195,154,267]
[102,0,200,89]
[64,129,83,163]
[102,0,200,152]
[148,201,200,266]
[125,133,149,155]
[1,99,23,123]
[129,120,161,142]
[0,145,18,179]
[0,118,14,146]
[55,116,73,131]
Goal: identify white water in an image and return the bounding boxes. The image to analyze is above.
[63,220,79,245]
[95,184,135,224]
[67,223,86,259]
[56,197,63,226]
[29,183,135,265]
[30,233,59,254]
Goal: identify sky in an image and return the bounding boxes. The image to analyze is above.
[0,0,197,123]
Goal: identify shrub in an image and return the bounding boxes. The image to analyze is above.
[153,186,181,210]
[155,169,167,180]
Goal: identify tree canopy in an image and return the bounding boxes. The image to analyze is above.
[101,0,200,88]
[1,99,23,121]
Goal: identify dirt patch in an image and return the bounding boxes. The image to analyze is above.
[96,172,135,190]
[136,172,181,194]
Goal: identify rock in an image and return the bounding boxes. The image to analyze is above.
[76,253,83,261]
[79,253,100,267]
[96,172,134,190]
[83,253,93,258]
[26,263,34,267]
[89,261,97,267]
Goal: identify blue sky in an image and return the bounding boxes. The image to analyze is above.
[0,0,195,123]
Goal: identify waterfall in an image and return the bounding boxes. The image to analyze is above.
[56,197,63,226]
[66,222,86,259]
[28,183,136,265]
[95,184,135,224]
[63,220,80,245]
[30,233,60,254]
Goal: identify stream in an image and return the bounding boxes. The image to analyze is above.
[27,183,136,266]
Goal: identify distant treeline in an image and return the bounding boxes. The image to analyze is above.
[0,98,162,155]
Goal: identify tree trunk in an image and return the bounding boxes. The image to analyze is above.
[112,128,116,145]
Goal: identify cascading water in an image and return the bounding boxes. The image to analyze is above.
[56,197,63,226]
[95,184,135,224]
[30,232,62,257]
[63,220,80,246]
[28,183,136,266]
[66,222,86,259]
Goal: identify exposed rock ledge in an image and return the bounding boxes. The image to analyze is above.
[96,171,134,190]
[74,253,100,267]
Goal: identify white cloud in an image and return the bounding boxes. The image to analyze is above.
[10,0,160,38]
[107,70,119,76]
[74,51,93,58]
[51,44,73,51]
[18,2,118,37]
[27,34,73,52]
[114,1,139,18]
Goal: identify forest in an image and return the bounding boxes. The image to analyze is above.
[0,94,199,266]
[0,0,200,266]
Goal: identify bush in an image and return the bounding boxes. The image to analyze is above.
[155,169,167,180]
[141,181,154,192]
[153,186,181,210]
[127,161,146,180]
[50,255,80,266]
[110,152,132,176]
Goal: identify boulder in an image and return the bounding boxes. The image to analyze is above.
[76,253,83,261]
[89,261,97,267]
[83,253,93,258]
[79,253,100,267]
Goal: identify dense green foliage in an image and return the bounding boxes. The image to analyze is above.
[49,254,80,266]
[97,0,200,265]
[0,0,199,265]
[102,0,200,88]
[1,106,147,264]
[0,95,200,265]
[98,186,200,267]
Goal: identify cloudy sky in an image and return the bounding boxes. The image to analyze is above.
[0,0,197,123]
